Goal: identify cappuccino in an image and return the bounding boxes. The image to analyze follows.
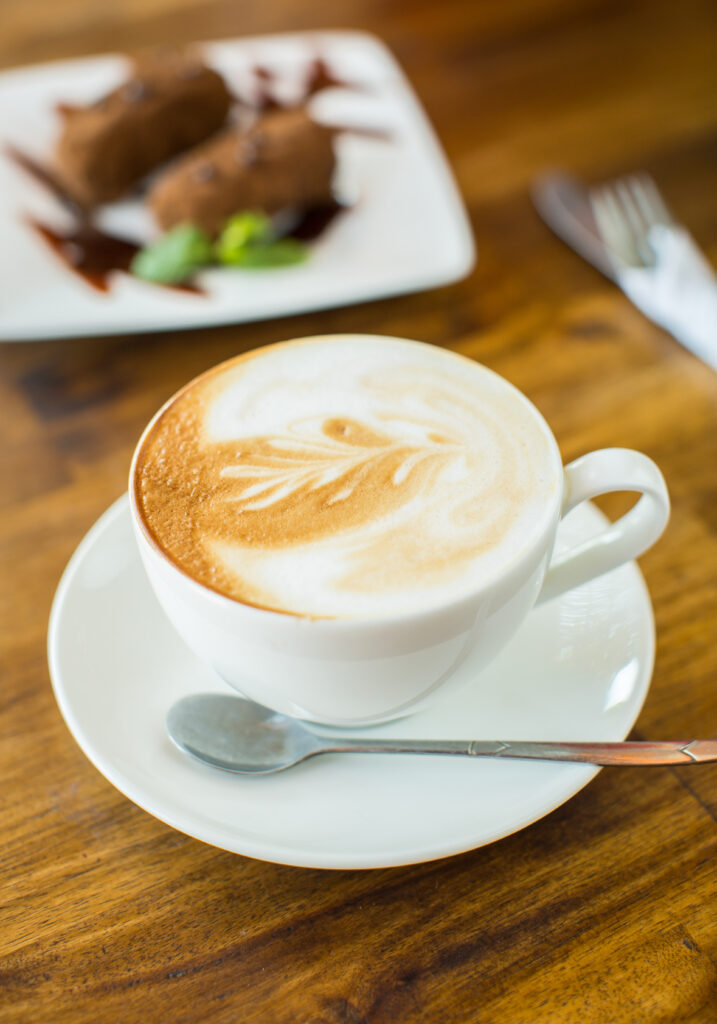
[133,336,560,618]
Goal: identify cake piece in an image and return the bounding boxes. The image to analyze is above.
[54,51,232,207]
[148,108,336,236]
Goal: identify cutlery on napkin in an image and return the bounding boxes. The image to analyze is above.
[532,172,717,370]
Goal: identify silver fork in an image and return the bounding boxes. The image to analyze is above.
[589,173,675,269]
[588,172,717,368]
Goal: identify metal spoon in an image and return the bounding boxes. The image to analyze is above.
[166,694,717,775]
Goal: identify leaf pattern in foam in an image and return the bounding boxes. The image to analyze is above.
[212,415,466,546]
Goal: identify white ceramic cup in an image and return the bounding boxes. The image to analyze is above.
[129,340,669,726]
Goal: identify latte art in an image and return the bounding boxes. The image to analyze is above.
[217,415,464,544]
[134,337,561,617]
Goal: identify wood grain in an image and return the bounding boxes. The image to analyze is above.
[1,0,716,1021]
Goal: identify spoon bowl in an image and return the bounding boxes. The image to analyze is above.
[167,694,322,773]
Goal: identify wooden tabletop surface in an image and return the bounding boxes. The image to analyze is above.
[2,0,716,1020]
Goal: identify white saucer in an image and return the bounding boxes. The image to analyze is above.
[48,496,654,869]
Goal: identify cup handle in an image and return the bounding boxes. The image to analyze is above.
[537,448,670,604]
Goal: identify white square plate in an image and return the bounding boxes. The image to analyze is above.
[0,32,475,341]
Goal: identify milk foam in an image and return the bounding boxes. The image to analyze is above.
[136,337,561,618]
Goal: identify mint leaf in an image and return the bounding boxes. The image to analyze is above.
[131,224,213,284]
[228,238,308,268]
[215,212,274,265]
[215,212,308,269]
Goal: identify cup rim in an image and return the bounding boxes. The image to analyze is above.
[129,333,564,628]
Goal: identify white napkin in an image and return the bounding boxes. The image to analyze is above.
[619,226,717,370]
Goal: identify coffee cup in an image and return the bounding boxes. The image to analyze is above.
[129,334,669,725]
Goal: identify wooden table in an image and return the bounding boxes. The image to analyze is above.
[2,1,716,1020]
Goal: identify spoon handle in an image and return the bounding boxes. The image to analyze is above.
[322,738,717,766]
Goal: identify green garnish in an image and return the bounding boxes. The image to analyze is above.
[131,224,213,284]
[215,212,308,268]
[130,212,309,285]
[221,238,308,267]
[215,211,274,263]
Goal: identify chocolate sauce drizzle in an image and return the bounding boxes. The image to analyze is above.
[28,220,139,293]
[6,146,203,294]
[290,201,347,241]
[5,145,79,213]
[304,58,358,97]
[26,219,202,294]
[8,55,387,295]
[250,59,360,112]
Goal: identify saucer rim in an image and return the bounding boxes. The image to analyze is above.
[48,495,655,869]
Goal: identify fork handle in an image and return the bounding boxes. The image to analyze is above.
[323,738,717,765]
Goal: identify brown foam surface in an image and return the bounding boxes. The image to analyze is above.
[134,338,559,617]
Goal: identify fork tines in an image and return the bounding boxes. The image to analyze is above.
[589,173,675,268]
